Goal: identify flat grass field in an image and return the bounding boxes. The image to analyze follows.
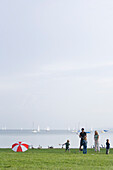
[0,148,113,170]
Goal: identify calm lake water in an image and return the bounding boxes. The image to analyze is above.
[0,129,113,148]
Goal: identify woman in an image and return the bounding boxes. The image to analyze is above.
[94,131,100,152]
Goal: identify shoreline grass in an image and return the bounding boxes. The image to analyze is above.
[0,148,113,169]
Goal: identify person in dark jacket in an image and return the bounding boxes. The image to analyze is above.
[79,128,87,151]
[106,139,110,154]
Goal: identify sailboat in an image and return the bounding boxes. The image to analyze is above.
[46,127,50,131]
[32,129,37,133]
[37,125,40,132]
[32,122,38,133]
[67,127,71,131]
[101,129,109,133]
[1,126,6,130]
[32,125,40,133]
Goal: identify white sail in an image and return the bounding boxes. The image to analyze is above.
[37,125,40,132]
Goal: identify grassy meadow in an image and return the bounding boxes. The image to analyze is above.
[0,148,113,169]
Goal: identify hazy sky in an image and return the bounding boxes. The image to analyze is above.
[0,0,113,129]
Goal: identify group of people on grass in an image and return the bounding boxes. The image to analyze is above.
[63,128,110,154]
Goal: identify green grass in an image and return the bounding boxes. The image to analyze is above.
[0,148,113,169]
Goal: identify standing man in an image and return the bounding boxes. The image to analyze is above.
[79,128,87,151]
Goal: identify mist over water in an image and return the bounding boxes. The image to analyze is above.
[0,129,113,149]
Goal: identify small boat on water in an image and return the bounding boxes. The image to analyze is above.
[103,130,109,132]
[32,129,38,133]
[101,130,109,133]
[86,131,91,134]
[72,128,92,134]
[32,124,40,133]
[46,127,50,131]
[67,127,71,131]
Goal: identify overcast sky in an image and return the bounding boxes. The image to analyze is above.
[0,0,113,129]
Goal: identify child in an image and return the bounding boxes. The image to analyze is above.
[63,140,70,152]
[82,136,87,154]
[106,139,110,154]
